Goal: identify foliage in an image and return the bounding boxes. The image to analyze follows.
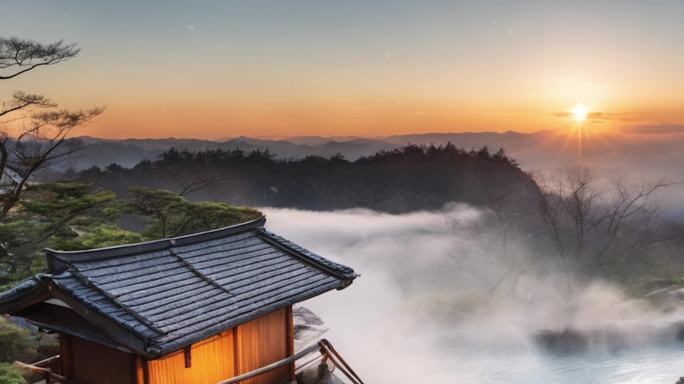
[82,144,535,214]
[126,187,262,239]
[57,225,144,251]
[0,317,34,362]
[0,182,140,284]
[0,363,24,384]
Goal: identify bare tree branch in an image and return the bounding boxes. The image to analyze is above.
[0,36,104,224]
[533,167,679,275]
[0,37,79,80]
[0,107,103,220]
[0,92,55,119]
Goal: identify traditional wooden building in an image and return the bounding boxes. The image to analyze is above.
[0,216,357,384]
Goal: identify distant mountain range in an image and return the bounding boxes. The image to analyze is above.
[63,129,684,183]
[65,135,391,169]
[62,131,544,169]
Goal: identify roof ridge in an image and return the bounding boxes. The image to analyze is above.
[45,216,266,265]
[168,247,235,298]
[256,229,358,281]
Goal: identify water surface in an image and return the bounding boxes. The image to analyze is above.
[436,346,684,384]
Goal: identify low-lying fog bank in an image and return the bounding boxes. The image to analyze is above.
[263,206,684,383]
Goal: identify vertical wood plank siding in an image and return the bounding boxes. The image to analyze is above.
[144,307,291,384]
[54,308,293,384]
[147,331,235,384]
[236,308,289,384]
[135,357,146,384]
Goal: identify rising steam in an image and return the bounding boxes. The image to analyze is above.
[263,206,684,384]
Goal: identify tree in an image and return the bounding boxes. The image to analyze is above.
[126,187,262,239]
[0,38,79,80]
[533,167,677,275]
[126,188,186,238]
[0,316,58,383]
[0,182,140,284]
[0,317,34,362]
[0,36,103,222]
[0,363,24,384]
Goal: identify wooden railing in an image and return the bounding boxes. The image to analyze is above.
[14,339,362,384]
[216,339,364,384]
[14,355,81,384]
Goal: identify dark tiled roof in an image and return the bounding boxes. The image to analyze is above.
[0,276,40,302]
[0,216,357,357]
[0,276,44,312]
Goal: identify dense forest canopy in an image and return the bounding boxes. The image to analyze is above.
[74,144,537,214]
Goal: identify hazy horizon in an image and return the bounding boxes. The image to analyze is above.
[53,126,684,142]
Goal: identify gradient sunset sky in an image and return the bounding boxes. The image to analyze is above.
[2,0,684,139]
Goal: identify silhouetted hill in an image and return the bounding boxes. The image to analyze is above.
[61,130,684,200]
[60,132,540,171]
[76,144,538,213]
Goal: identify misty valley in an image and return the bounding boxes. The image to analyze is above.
[3,142,684,383]
[265,208,684,383]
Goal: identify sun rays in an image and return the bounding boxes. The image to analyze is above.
[549,102,618,164]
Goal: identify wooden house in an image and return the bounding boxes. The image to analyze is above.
[0,216,357,384]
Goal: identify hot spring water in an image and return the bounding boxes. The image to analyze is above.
[432,345,684,383]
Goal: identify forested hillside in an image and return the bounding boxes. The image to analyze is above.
[74,144,538,213]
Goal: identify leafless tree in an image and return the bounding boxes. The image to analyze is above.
[0,37,102,222]
[534,166,678,274]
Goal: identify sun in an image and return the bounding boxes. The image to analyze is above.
[571,103,588,122]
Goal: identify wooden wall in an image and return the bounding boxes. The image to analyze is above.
[144,306,293,384]
[145,331,236,384]
[56,307,293,384]
[60,335,136,384]
[236,308,290,384]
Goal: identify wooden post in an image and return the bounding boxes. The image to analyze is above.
[285,306,295,380]
[142,359,150,384]
[129,355,138,384]
[184,346,192,368]
[60,334,73,377]
[232,327,240,377]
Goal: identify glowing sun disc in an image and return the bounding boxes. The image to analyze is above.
[572,103,588,122]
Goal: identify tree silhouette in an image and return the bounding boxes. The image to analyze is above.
[0,37,102,221]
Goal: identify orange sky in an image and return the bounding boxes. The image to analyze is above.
[2,1,684,139]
